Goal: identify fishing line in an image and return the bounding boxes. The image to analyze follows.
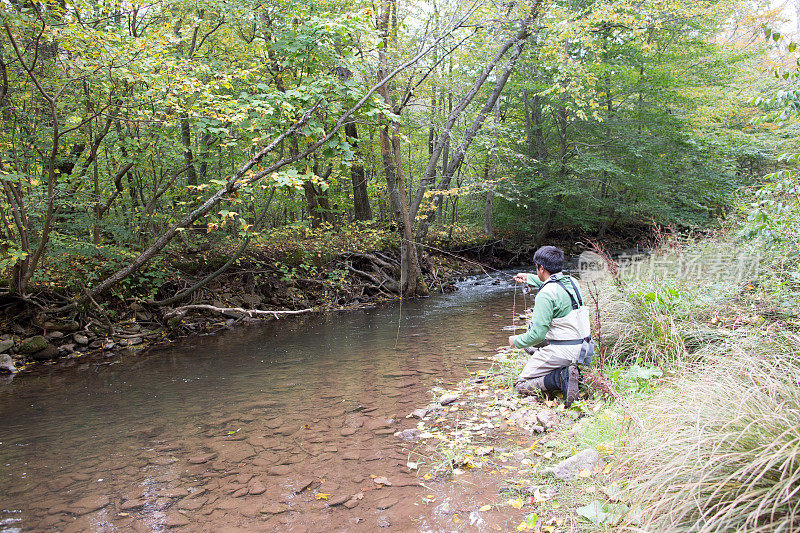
[392,238,525,346]
[395,285,403,349]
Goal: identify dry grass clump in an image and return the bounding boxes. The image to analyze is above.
[620,332,800,532]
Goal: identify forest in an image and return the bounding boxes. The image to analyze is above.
[1,0,799,530]
[1,0,789,304]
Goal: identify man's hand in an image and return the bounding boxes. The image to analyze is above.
[509,335,516,348]
[514,273,529,284]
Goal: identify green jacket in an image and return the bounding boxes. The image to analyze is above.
[513,272,584,349]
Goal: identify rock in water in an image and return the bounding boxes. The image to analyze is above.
[0,354,16,373]
[548,449,602,481]
[397,429,421,442]
[18,336,47,354]
[163,512,189,528]
[260,503,289,515]
[29,345,59,361]
[409,408,428,419]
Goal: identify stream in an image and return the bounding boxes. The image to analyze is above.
[0,274,524,532]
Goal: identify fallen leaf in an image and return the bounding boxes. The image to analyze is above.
[597,442,615,454]
[530,488,551,503]
[315,493,330,500]
[406,461,418,470]
[508,498,523,509]
[479,504,492,512]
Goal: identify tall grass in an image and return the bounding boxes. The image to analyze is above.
[620,332,800,532]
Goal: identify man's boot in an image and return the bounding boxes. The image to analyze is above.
[516,376,546,396]
[561,365,580,407]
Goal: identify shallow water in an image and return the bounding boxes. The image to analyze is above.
[0,274,524,532]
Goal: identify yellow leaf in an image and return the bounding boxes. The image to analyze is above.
[315,493,330,500]
[508,498,523,509]
[597,443,615,454]
[479,504,492,512]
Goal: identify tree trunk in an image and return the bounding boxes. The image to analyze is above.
[181,114,198,186]
[537,106,569,244]
[376,0,427,297]
[345,122,372,221]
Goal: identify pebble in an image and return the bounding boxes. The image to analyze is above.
[536,409,558,428]
[159,488,189,498]
[548,448,602,481]
[267,465,292,476]
[248,481,266,495]
[188,453,216,464]
[439,393,460,406]
[409,408,428,419]
[119,499,145,511]
[177,498,205,511]
[162,512,189,528]
[344,493,364,509]
[70,495,110,515]
[326,494,351,507]
[259,503,289,515]
[375,496,399,510]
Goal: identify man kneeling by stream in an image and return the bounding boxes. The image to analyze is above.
[509,246,594,407]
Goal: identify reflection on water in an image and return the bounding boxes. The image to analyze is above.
[0,274,519,531]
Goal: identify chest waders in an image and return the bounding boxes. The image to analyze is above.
[537,276,595,366]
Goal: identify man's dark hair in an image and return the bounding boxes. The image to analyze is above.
[533,246,564,274]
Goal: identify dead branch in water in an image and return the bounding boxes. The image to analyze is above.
[163,305,315,320]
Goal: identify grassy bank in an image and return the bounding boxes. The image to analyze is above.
[579,185,799,530]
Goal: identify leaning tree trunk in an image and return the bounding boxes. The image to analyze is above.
[411,1,542,244]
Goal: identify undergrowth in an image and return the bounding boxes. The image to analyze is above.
[605,180,800,531]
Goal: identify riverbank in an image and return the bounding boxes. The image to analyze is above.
[0,242,469,377]
[0,221,655,377]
